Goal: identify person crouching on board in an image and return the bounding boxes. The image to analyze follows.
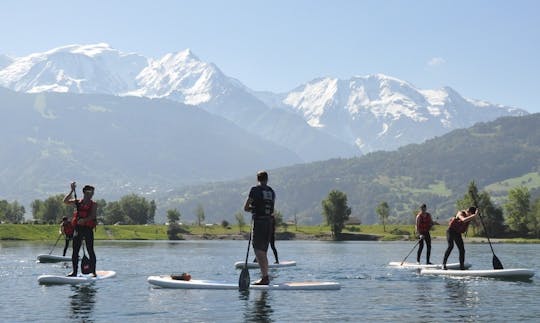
[415,204,434,265]
[60,216,74,257]
[63,182,98,277]
[442,207,478,270]
[244,171,276,285]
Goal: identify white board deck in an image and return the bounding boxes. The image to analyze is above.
[234,260,296,269]
[147,276,340,290]
[389,262,471,270]
[38,270,116,285]
[420,268,534,279]
[37,254,72,263]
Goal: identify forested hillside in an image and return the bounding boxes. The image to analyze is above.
[159,113,540,225]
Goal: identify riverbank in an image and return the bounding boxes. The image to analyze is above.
[1,224,538,243]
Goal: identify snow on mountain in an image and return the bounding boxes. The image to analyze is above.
[265,74,527,152]
[126,49,226,105]
[0,43,147,94]
[0,44,529,156]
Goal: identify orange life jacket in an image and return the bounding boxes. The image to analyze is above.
[416,212,432,234]
[62,221,74,235]
[449,216,469,234]
[72,200,97,228]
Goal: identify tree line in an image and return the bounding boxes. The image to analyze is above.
[28,194,156,225]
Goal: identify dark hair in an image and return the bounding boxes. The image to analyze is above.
[257,171,268,182]
[467,206,477,213]
[83,185,95,192]
[420,204,427,209]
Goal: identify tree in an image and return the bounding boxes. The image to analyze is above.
[196,204,205,227]
[167,209,181,224]
[376,201,389,232]
[530,197,540,238]
[235,211,246,233]
[103,201,126,225]
[31,195,72,224]
[0,200,25,223]
[322,190,351,239]
[119,194,154,224]
[457,181,505,237]
[505,186,531,236]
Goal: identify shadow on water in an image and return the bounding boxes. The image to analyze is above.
[69,285,96,322]
[240,290,273,322]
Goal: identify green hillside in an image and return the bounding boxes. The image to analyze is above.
[160,113,540,225]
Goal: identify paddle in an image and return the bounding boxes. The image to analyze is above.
[400,236,423,265]
[477,210,504,270]
[48,233,63,255]
[238,219,253,291]
[470,189,503,270]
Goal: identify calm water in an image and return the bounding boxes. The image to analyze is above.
[0,240,538,322]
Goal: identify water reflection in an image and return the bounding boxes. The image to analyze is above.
[69,285,96,322]
[241,291,273,322]
[443,279,480,321]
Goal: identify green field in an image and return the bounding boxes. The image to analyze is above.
[2,223,537,243]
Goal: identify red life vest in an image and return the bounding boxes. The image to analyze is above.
[62,221,74,235]
[449,216,469,234]
[416,212,432,234]
[72,200,97,228]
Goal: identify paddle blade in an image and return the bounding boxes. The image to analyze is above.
[493,255,504,270]
[238,268,250,290]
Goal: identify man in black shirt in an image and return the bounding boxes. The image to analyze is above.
[243,171,276,285]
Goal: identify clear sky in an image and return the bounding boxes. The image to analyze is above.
[1,0,539,112]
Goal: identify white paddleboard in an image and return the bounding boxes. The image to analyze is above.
[37,254,72,263]
[147,276,340,290]
[234,260,297,269]
[420,268,534,279]
[38,270,116,285]
[389,262,471,270]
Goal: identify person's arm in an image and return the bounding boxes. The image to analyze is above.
[243,197,252,212]
[463,209,479,222]
[63,182,76,205]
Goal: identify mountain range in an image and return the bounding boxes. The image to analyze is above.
[0,43,534,221]
[0,43,526,159]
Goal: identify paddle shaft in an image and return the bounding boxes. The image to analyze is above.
[238,219,253,290]
[48,233,63,255]
[471,191,503,269]
[400,237,422,265]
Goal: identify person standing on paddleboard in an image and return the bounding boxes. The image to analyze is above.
[64,182,98,277]
[60,216,74,257]
[416,204,434,265]
[244,171,276,285]
[442,206,478,270]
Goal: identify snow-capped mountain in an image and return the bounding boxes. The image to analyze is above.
[0,44,528,157]
[0,43,147,94]
[256,74,526,151]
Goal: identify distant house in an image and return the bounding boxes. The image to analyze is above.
[345,217,362,225]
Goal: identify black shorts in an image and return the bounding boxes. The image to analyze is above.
[252,217,272,252]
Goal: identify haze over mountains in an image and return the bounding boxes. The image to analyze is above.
[0,43,532,220]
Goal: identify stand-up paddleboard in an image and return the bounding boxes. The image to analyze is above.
[147,275,340,290]
[389,262,471,270]
[234,260,297,269]
[420,268,534,279]
[37,254,72,263]
[38,270,116,285]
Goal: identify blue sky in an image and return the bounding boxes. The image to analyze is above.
[1,0,539,112]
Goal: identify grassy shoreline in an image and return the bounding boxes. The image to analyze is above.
[1,224,539,243]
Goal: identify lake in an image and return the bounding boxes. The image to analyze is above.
[0,240,538,322]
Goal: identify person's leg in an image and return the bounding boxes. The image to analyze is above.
[252,219,271,284]
[70,230,82,276]
[455,234,466,269]
[425,232,432,264]
[442,230,454,269]
[417,238,424,263]
[63,238,69,256]
[82,228,97,276]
